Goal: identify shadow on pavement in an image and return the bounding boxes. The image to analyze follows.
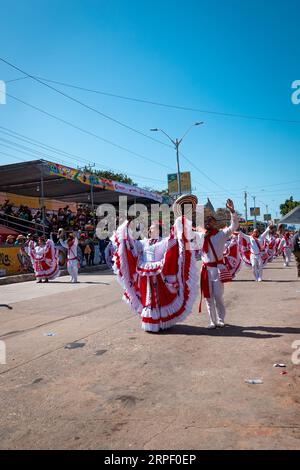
[162,323,300,338]
[50,281,110,285]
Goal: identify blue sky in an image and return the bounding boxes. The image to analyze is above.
[0,0,299,219]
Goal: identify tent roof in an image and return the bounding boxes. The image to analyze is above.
[279,205,300,224]
[0,225,19,236]
[0,159,164,206]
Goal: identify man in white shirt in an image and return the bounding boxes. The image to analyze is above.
[195,199,239,329]
[239,225,272,282]
[59,233,79,283]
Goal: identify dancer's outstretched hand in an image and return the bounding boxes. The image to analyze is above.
[226,199,235,213]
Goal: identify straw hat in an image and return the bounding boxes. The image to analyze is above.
[173,194,198,219]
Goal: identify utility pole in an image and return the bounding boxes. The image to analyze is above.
[151,122,204,196]
[244,191,248,233]
[253,195,257,229]
[40,162,46,237]
[175,139,181,195]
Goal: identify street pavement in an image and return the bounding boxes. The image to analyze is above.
[0,257,299,449]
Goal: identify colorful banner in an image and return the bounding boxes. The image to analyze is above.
[0,246,33,276]
[46,161,163,203]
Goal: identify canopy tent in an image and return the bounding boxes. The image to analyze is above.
[0,159,164,206]
[279,205,300,225]
[0,225,19,237]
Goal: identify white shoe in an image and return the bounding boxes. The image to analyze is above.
[216,321,225,328]
[207,323,216,329]
[257,278,262,282]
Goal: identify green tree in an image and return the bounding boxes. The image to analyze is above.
[81,165,136,185]
[142,186,169,196]
[279,196,300,216]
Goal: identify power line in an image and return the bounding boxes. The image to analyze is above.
[3,59,261,195]
[5,92,228,194]
[0,57,173,149]
[0,126,166,184]
[6,92,173,171]
[6,73,300,125]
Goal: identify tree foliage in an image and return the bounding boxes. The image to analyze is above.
[81,165,136,185]
[279,196,300,216]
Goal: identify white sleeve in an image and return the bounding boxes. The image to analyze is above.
[277,238,284,251]
[260,227,270,242]
[192,231,204,251]
[222,212,239,237]
[239,231,251,242]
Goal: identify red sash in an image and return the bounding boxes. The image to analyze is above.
[199,236,224,312]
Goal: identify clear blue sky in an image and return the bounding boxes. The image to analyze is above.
[0,0,299,219]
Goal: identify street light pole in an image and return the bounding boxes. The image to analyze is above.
[175,139,181,195]
[151,122,203,196]
[253,195,257,229]
[244,191,248,233]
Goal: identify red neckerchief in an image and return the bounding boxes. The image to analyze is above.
[251,234,262,252]
[202,229,219,254]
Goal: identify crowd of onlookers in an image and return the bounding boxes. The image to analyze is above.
[0,199,98,239]
[0,199,111,267]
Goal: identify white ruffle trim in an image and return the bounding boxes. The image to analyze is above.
[112,222,199,332]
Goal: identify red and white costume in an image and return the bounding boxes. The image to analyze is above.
[275,235,282,256]
[111,217,198,332]
[104,241,116,269]
[239,227,270,281]
[196,212,239,326]
[278,233,293,267]
[223,233,242,279]
[60,238,79,283]
[29,239,59,281]
[265,233,277,262]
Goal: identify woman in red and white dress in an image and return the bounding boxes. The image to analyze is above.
[29,236,59,283]
[223,232,242,279]
[111,217,198,332]
[265,230,277,262]
[278,231,293,267]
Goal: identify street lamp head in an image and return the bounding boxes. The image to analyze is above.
[194,121,204,126]
[150,128,159,132]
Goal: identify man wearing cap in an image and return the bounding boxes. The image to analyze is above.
[195,199,238,329]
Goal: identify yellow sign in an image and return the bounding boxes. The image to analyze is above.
[168,172,191,195]
[0,246,33,275]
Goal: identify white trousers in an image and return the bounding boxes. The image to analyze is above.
[283,248,292,266]
[250,253,263,281]
[205,267,225,324]
[67,260,78,283]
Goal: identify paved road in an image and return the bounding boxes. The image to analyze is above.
[0,257,299,450]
